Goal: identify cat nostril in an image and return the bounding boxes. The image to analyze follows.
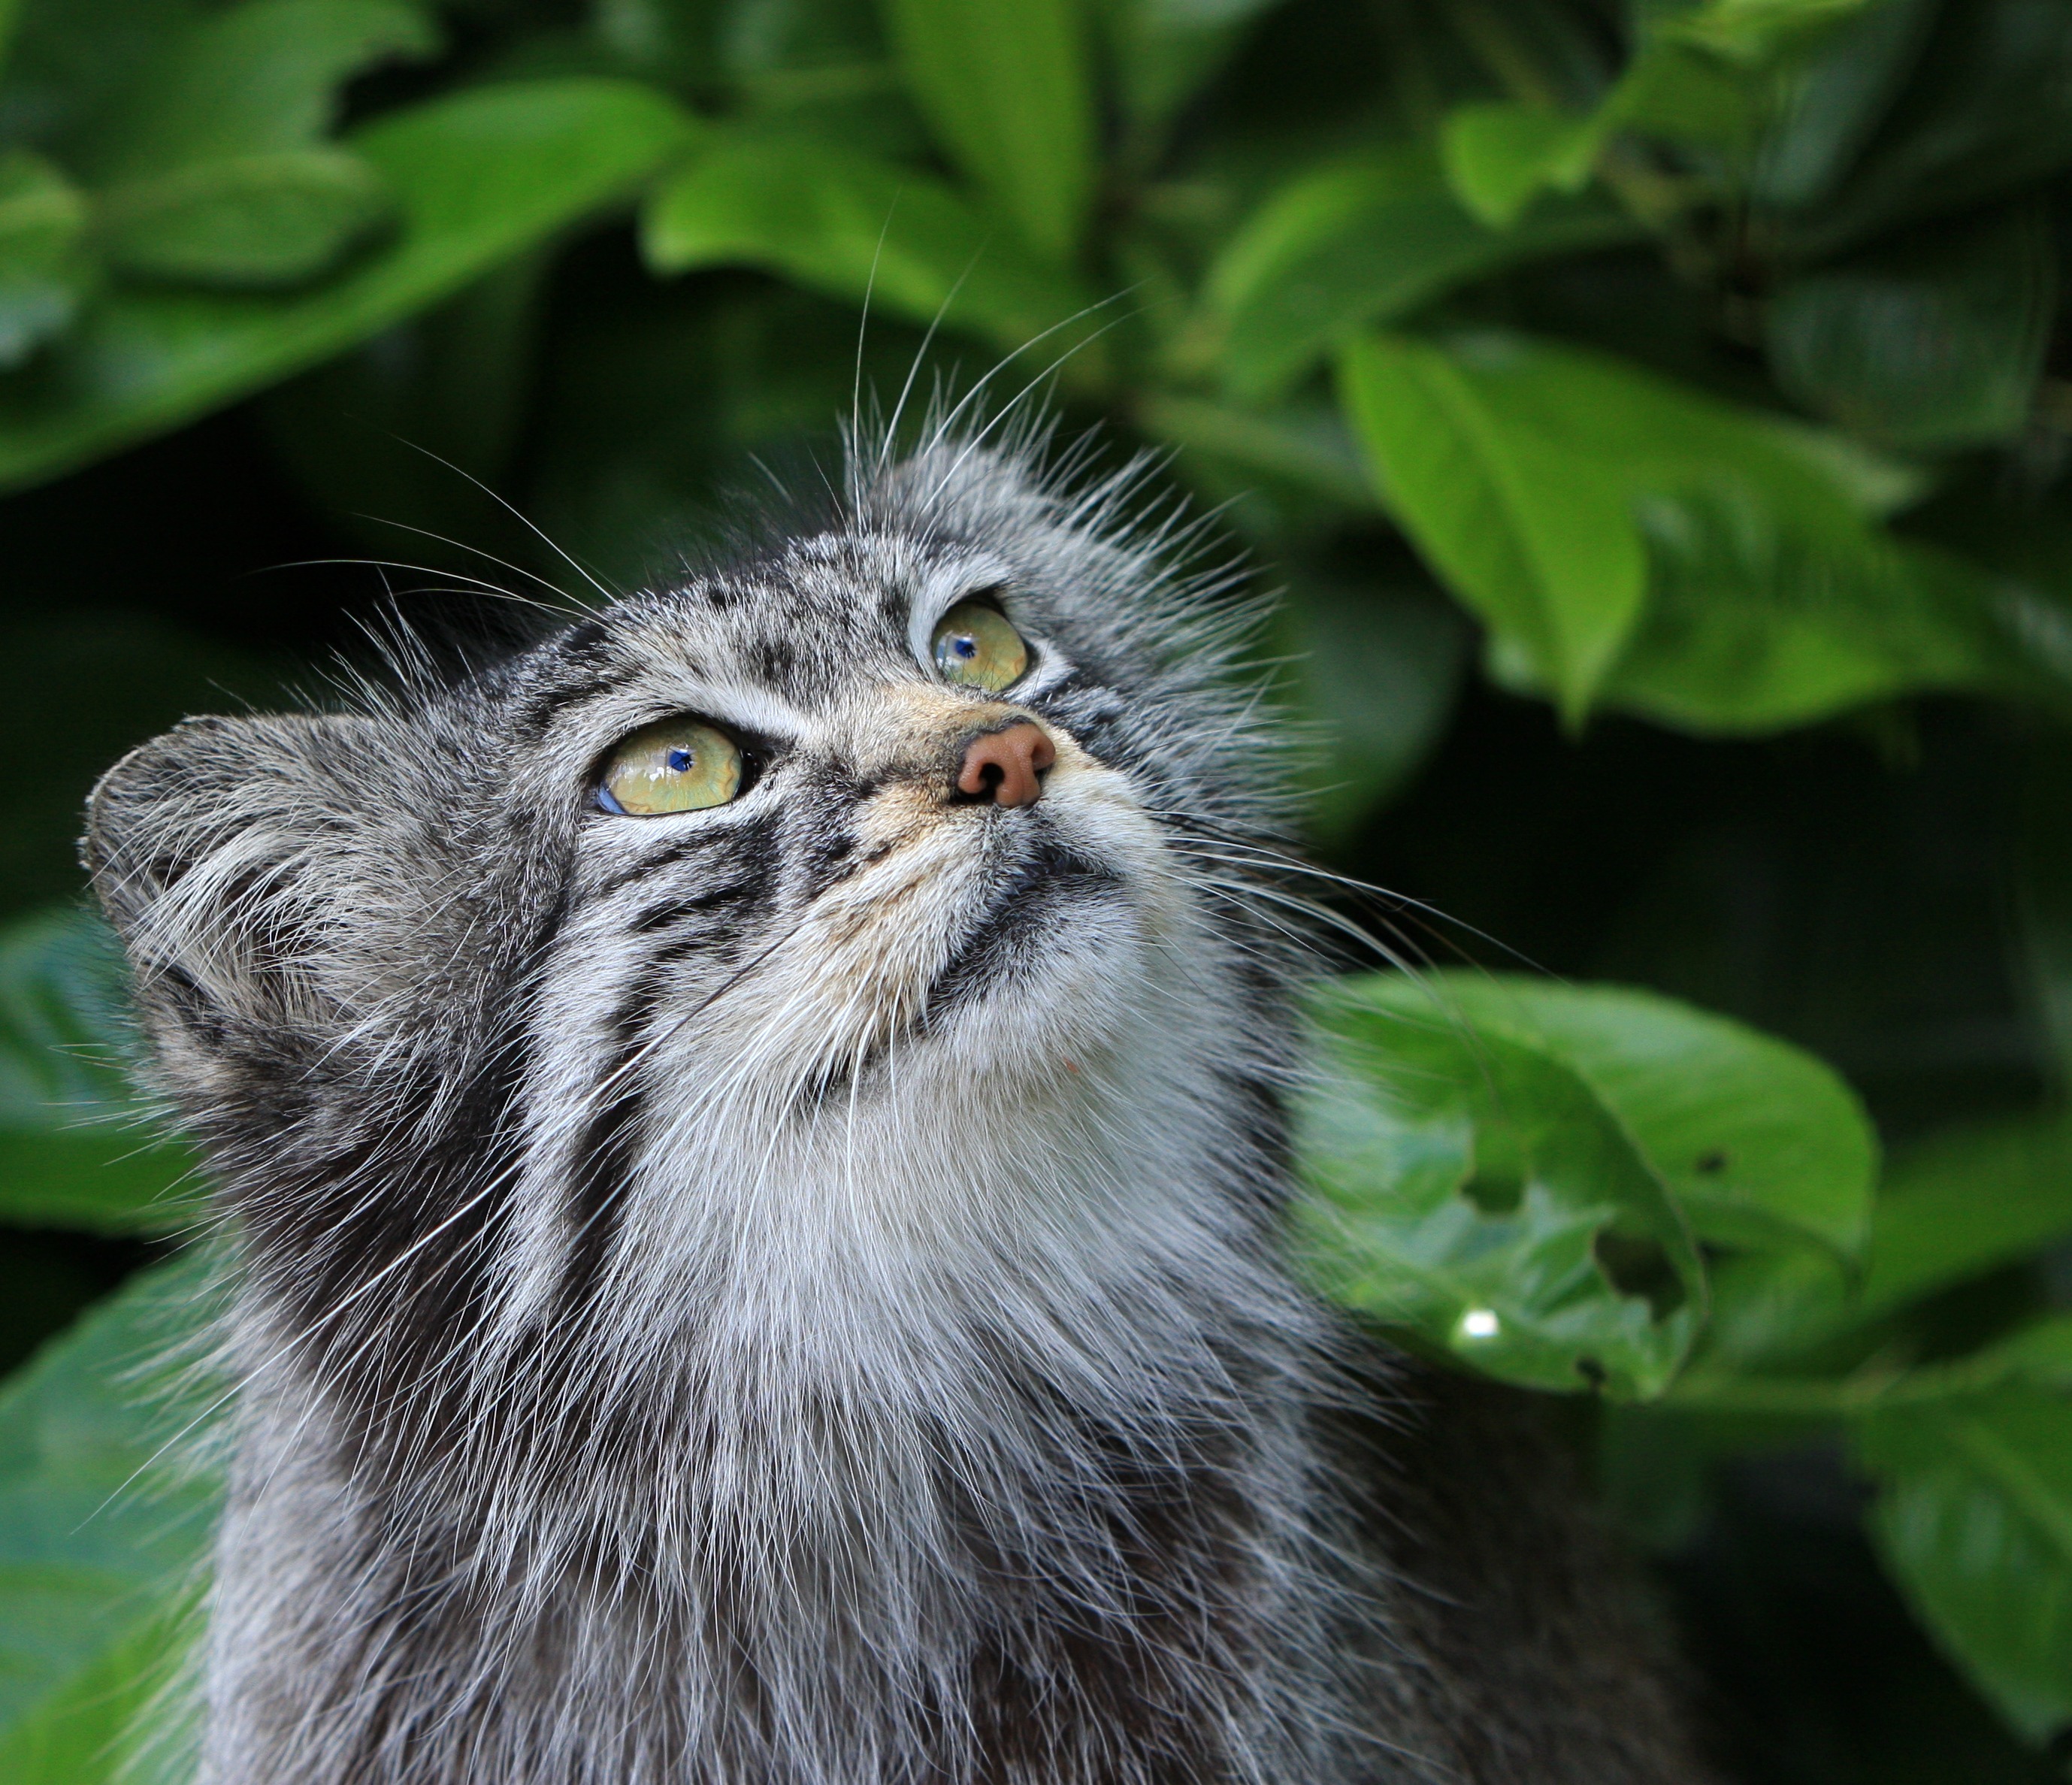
[957,722,1055,809]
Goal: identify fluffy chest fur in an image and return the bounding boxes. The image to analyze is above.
[86,439,1708,1785]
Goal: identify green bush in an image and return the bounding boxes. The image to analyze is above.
[1,0,2070,1776]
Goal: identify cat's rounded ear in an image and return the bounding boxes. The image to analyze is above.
[83,711,377,1060]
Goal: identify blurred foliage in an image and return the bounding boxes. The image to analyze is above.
[0,0,2068,1777]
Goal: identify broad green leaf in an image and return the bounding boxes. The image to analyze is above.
[1745,0,1939,210]
[1426,974,1877,1259]
[101,147,392,290]
[0,1253,223,1780]
[0,150,85,368]
[1338,331,1648,724]
[1699,1112,2072,1372]
[0,78,692,495]
[1438,101,1603,228]
[1596,511,2002,733]
[82,0,438,178]
[880,0,1094,262]
[641,132,1088,353]
[1765,205,2053,449]
[1789,0,2072,256]
[1296,974,1705,1400]
[1204,147,1638,401]
[1662,0,1881,62]
[1858,1386,2072,1747]
[0,910,199,1236]
[1100,0,1281,152]
[1340,328,1965,730]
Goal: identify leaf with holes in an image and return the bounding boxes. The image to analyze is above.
[1296,974,1706,1400]
[1425,973,1877,1260]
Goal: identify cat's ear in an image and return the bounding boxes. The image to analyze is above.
[83,712,379,1062]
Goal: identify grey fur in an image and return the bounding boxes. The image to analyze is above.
[86,434,1712,1783]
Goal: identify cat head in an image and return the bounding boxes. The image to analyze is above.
[83,440,1299,1351]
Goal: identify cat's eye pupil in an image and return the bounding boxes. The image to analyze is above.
[667,748,693,772]
[951,636,977,659]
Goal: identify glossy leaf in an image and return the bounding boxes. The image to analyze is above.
[1205,147,1637,401]
[0,1253,222,1782]
[1339,328,1967,730]
[1662,0,1883,63]
[1100,0,1281,152]
[0,150,85,368]
[1699,1112,2072,1372]
[1426,974,1877,1259]
[1777,0,2072,256]
[1296,973,1706,1400]
[1596,514,2003,733]
[1858,1387,2072,1747]
[880,0,1094,262]
[0,910,199,1236]
[81,0,437,177]
[101,146,392,289]
[642,132,1088,353]
[0,78,692,494]
[1765,205,2053,449]
[1439,101,1602,228]
[1338,330,1649,725]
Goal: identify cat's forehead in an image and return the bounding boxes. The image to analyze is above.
[534,529,1021,715]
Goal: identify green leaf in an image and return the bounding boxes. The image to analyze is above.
[0,77,692,495]
[1338,330,1649,724]
[1296,973,1706,1400]
[1204,146,1638,402]
[0,1253,223,1780]
[880,0,1094,262]
[1662,0,1883,63]
[1765,205,2053,449]
[0,910,200,1236]
[1426,974,1877,1259]
[641,132,1089,353]
[1858,1386,2072,1747]
[0,150,86,368]
[1699,1112,2072,1372]
[1438,101,1604,228]
[82,0,438,177]
[1339,328,1969,731]
[1099,0,1281,153]
[101,146,393,290]
[1596,513,2001,734]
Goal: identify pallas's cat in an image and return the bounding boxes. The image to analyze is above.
[86,440,1709,1783]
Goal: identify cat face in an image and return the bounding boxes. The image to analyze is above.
[83,443,1294,1353]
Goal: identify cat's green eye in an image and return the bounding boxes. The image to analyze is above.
[931,602,1028,691]
[597,719,743,816]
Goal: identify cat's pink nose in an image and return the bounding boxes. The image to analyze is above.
[957,722,1054,808]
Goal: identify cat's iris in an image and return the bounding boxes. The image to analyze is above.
[597,719,743,815]
[931,602,1027,692]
